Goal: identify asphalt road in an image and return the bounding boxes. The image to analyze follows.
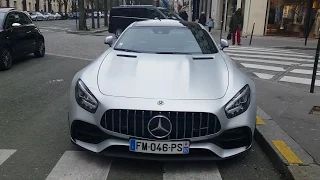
[34,18,106,32]
[0,29,283,180]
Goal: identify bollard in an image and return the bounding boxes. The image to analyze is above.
[310,30,320,93]
[220,21,224,43]
[249,23,255,45]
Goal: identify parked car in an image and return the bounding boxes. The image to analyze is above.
[42,12,55,20]
[0,8,45,70]
[108,5,181,38]
[31,12,45,21]
[68,19,256,160]
[52,12,62,20]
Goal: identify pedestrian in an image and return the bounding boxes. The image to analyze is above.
[229,8,243,45]
[179,8,188,21]
[198,12,206,26]
[206,16,214,32]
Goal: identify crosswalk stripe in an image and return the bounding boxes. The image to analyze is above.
[253,72,274,79]
[227,46,306,54]
[290,69,320,75]
[163,162,222,180]
[279,76,320,86]
[45,151,112,180]
[300,64,320,68]
[241,63,286,71]
[228,53,313,62]
[0,149,16,166]
[224,49,313,58]
[230,57,300,66]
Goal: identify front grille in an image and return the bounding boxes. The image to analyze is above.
[100,110,221,140]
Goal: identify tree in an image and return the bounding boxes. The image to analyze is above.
[57,0,63,12]
[35,0,40,11]
[63,0,69,14]
[78,0,87,30]
[47,0,53,12]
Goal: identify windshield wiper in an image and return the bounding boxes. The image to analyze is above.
[155,52,191,54]
[114,48,141,53]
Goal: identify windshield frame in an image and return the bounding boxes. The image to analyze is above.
[0,12,7,30]
[113,25,219,55]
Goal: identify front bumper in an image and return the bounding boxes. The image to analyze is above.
[68,92,257,160]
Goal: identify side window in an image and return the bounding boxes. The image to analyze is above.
[4,12,19,29]
[120,8,134,17]
[148,9,164,19]
[132,8,148,18]
[19,12,32,25]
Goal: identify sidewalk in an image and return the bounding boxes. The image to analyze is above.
[254,78,320,179]
[210,30,318,50]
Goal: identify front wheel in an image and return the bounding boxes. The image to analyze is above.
[115,28,123,38]
[34,39,45,58]
[0,48,13,71]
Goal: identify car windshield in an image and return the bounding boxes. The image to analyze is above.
[0,12,5,29]
[114,25,218,54]
[158,8,180,20]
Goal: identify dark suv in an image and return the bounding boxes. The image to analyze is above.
[0,8,45,71]
[108,5,183,38]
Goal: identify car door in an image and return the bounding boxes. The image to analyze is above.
[3,12,29,56]
[18,12,37,52]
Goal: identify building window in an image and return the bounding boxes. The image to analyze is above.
[266,0,320,38]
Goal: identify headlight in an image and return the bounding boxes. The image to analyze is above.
[225,85,251,118]
[75,79,99,113]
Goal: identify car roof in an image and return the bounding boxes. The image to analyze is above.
[132,19,200,28]
[112,5,156,9]
[0,8,15,13]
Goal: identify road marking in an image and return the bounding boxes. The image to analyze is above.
[290,69,320,75]
[256,116,266,125]
[46,53,94,61]
[225,49,313,58]
[279,76,320,86]
[45,151,112,180]
[228,53,313,62]
[241,63,286,72]
[271,140,303,164]
[300,64,320,68]
[0,149,16,166]
[163,162,222,180]
[230,57,300,66]
[227,46,306,54]
[253,72,274,79]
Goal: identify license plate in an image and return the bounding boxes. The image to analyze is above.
[129,139,189,154]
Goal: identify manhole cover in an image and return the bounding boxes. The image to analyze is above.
[310,106,320,115]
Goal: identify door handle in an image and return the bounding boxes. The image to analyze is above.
[27,31,31,34]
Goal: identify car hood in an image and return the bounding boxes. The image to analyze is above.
[97,51,229,100]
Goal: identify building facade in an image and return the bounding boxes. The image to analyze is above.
[0,0,72,13]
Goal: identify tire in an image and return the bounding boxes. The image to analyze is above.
[0,48,13,71]
[34,39,45,58]
[115,28,123,38]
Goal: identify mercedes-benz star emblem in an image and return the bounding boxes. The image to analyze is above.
[157,101,164,106]
[147,115,172,139]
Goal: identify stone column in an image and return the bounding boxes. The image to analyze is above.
[236,0,241,9]
[242,0,250,36]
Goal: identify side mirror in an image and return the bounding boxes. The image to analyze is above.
[12,23,21,27]
[220,39,229,50]
[104,36,113,46]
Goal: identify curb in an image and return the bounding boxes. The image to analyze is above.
[270,46,316,50]
[66,28,108,35]
[255,106,320,180]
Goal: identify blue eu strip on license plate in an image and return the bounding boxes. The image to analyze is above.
[129,139,189,154]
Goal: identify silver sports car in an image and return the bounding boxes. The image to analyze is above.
[68,19,257,160]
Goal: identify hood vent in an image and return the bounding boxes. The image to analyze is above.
[192,57,214,60]
[117,54,137,58]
